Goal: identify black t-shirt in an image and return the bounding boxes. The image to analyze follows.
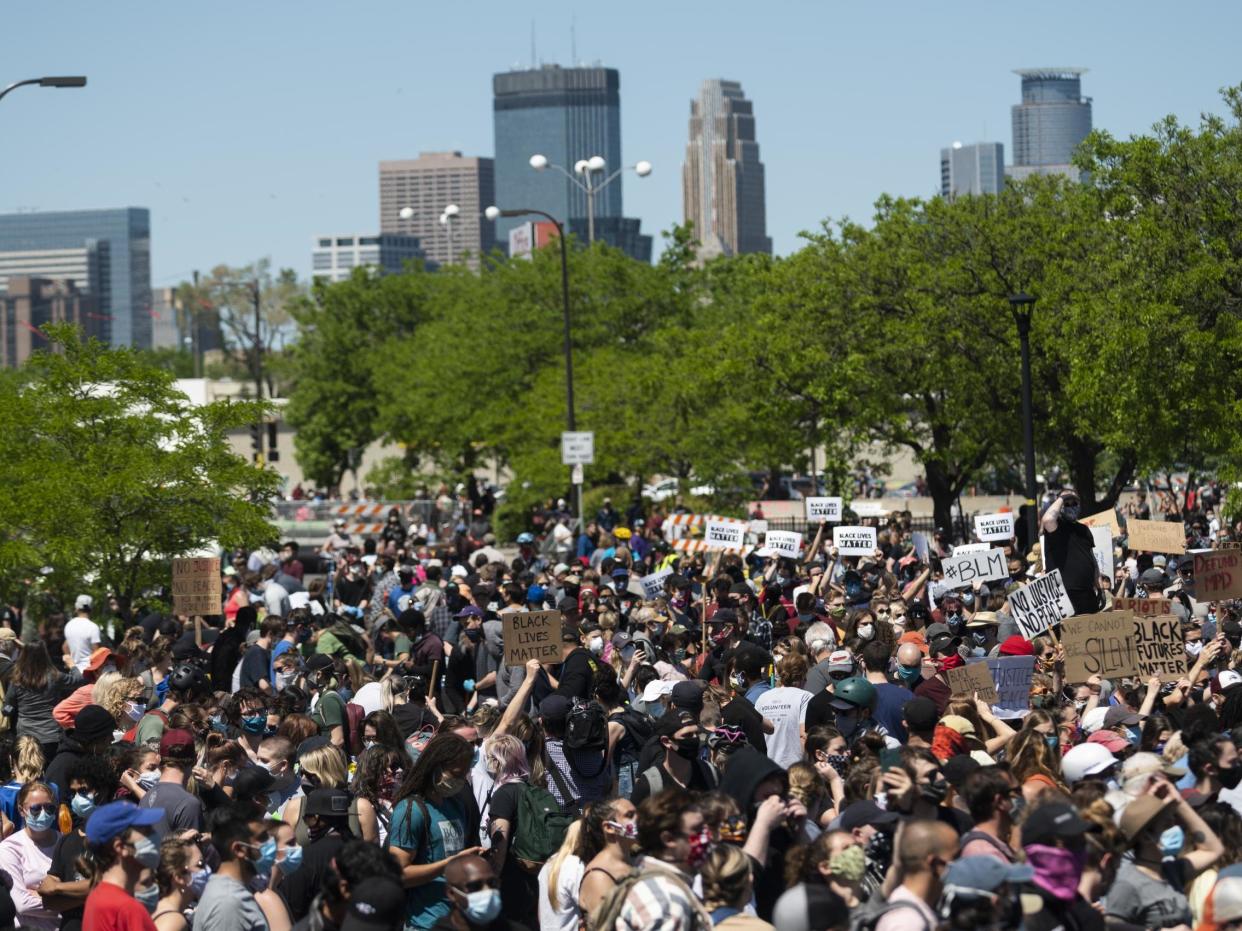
[555,648,598,701]
[721,697,767,754]
[239,644,271,689]
[804,689,838,731]
[1044,520,1100,597]
[1021,883,1105,931]
[334,575,370,607]
[631,759,717,805]
[392,702,438,739]
[47,829,88,931]
[281,833,345,922]
[485,783,538,915]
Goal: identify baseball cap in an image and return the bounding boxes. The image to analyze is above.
[1140,568,1167,586]
[538,695,571,723]
[85,800,163,847]
[296,736,330,760]
[1122,752,1187,783]
[305,787,352,818]
[671,680,705,713]
[1081,706,1109,735]
[450,565,468,580]
[944,856,1034,895]
[526,585,546,604]
[305,653,334,673]
[1087,730,1130,754]
[1153,555,1168,568]
[1120,794,1175,841]
[74,594,93,611]
[454,605,483,619]
[1021,801,1092,847]
[903,697,939,733]
[341,876,406,931]
[641,679,674,704]
[654,710,697,739]
[939,715,976,737]
[1103,706,1141,729]
[1061,742,1118,784]
[827,650,854,674]
[84,647,115,677]
[925,622,952,641]
[159,729,196,759]
[838,800,899,832]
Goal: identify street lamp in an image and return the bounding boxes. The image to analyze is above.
[0,75,87,105]
[1009,292,1038,551]
[528,153,652,244]
[398,204,464,267]
[484,204,581,526]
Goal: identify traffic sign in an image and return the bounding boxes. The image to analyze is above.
[561,431,595,465]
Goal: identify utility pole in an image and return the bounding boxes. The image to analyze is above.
[191,270,202,378]
[252,280,264,466]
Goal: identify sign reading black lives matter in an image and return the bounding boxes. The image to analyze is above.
[704,519,745,550]
[805,497,843,523]
[1009,570,1075,640]
[940,548,1008,591]
[503,610,563,666]
[974,513,1015,541]
[833,526,877,556]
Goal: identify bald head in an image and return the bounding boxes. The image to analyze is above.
[897,819,958,873]
[896,643,923,668]
[444,853,492,890]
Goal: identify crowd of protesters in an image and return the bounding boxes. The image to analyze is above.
[3,480,1242,931]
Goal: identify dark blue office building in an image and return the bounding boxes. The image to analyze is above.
[0,208,151,348]
[493,65,652,262]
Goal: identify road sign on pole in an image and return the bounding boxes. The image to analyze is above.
[561,431,595,465]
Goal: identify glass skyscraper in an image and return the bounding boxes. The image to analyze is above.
[1009,69,1092,181]
[939,142,1006,197]
[0,207,151,349]
[492,65,651,262]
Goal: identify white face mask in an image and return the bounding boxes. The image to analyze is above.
[588,636,604,655]
[857,624,874,641]
[137,770,160,790]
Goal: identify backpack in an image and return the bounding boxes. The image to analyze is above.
[566,699,607,752]
[585,866,712,931]
[344,701,367,755]
[607,708,653,762]
[404,724,437,763]
[958,829,1013,859]
[509,783,574,870]
[848,895,933,931]
[637,760,719,798]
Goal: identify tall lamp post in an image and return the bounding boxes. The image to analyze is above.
[1009,292,1039,550]
[0,75,86,105]
[484,204,581,526]
[528,154,651,244]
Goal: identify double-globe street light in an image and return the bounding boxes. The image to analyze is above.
[528,153,652,244]
[398,204,462,267]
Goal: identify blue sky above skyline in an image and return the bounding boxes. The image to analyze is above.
[3,1,1240,285]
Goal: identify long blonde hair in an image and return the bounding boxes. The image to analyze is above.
[12,736,44,784]
[546,819,584,910]
[299,745,347,789]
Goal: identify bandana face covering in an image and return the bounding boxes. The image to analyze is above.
[828,844,867,883]
[1025,844,1086,902]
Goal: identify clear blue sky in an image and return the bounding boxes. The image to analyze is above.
[4,2,1240,285]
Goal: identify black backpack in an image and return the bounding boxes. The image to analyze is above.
[566,699,608,753]
[607,708,653,763]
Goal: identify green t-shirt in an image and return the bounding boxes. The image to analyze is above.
[312,690,345,734]
[393,634,412,661]
[389,795,466,929]
[134,711,167,747]
[315,630,346,658]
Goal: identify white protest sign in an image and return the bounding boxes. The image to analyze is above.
[912,532,930,564]
[953,543,990,555]
[1008,569,1075,640]
[940,548,1009,591]
[833,526,877,556]
[851,501,886,518]
[638,568,673,600]
[805,497,843,523]
[764,531,802,559]
[704,519,745,550]
[974,513,1015,542]
[1091,525,1114,580]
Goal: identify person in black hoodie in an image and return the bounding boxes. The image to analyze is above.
[719,745,807,921]
[44,704,115,804]
[210,605,255,690]
[554,624,599,701]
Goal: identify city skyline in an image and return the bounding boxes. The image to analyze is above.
[2,2,1238,285]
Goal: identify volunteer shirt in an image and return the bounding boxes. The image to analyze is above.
[82,881,157,931]
[753,686,811,769]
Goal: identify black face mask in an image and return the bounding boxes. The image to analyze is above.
[920,777,948,805]
[1219,764,1242,790]
[672,738,699,761]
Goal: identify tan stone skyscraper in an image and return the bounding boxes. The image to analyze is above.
[682,80,771,257]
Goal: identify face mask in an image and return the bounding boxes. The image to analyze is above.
[436,773,466,797]
[857,624,874,641]
[138,770,161,790]
[275,670,296,691]
[588,636,605,656]
[729,672,746,691]
[828,844,867,883]
[250,838,278,875]
[25,808,55,832]
[671,738,699,761]
[136,885,160,913]
[363,740,378,751]
[70,792,96,820]
[835,710,859,738]
[686,827,713,871]
[125,701,146,723]
[464,628,483,643]
[673,648,687,663]
[190,866,211,897]
[1186,641,1203,657]
[462,888,503,925]
[278,843,303,876]
[1025,843,1087,901]
[242,714,267,734]
[1045,734,1059,751]
[1127,726,1142,748]
[1061,504,1081,522]
[825,753,850,778]
[649,703,666,720]
[1220,764,1242,790]
[210,715,229,733]
[1159,825,1185,858]
[919,778,948,805]
[897,665,921,685]
[972,630,989,646]
[606,819,639,839]
[133,835,162,869]
[797,612,814,623]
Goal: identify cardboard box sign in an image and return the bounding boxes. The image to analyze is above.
[1061,612,1139,683]
[1194,550,1242,601]
[1114,597,1173,616]
[833,526,877,556]
[1008,570,1075,640]
[1134,615,1188,683]
[704,519,745,550]
[1126,519,1186,554]
[805,497,843,523]
[503,610,563,666]
[947,662,998,702]
[940,548,1009,590]
[1081,509,1122,538]
[172,557,221,616]
[974,513,1015,542]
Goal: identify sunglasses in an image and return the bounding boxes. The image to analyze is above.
[829,671,852,681]
[453,879,496,894]
[27,804,55,816]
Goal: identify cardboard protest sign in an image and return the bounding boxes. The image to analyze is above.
[974,513,1015,542]
[1127,519,1186,554]
[973,655,1036,714]
[953,543,990,555]
[1091,526,1114,580]
[503,610,563,666]
[638,568,673,600]
[805,497,843,523]
[704,519,745,550]
[947,661,997,702]
[1222,541,1242,550]
[1081,509,1122,538]
[940,548,1008,590]
[833,526,877,556]
[1194,550,1242,601]
[851,501,885,518]
[1134,615,1188,683]
[1061,612,1139,683]
[1115,597,1172,616]
[912,532,930,564]
[1008,570,1075,640]
[764,530,802,559]
[172,557,221,615]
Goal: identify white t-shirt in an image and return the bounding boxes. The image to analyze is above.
[63,616,101,671]
[537,854,584,931]
[754,686,811,769]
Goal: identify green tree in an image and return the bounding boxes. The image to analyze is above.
[0,328,279,611]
